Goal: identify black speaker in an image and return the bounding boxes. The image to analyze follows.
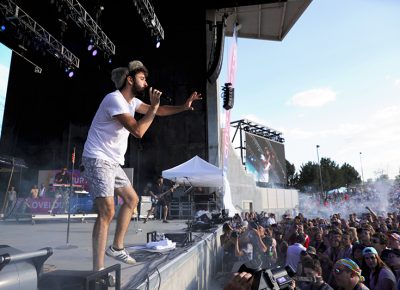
[222,83,234,110]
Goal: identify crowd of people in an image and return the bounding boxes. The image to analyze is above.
[221,206,400,290]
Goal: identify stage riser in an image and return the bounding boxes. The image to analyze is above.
[135,229,222,290]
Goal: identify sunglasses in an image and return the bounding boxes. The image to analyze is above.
[333,268,347,275]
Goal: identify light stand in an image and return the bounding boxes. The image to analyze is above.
[316,145,324,200]
[359,152,365,193]
[57,146,77,250]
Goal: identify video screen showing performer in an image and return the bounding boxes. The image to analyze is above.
[245,132,287,187]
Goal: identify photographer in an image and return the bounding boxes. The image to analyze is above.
[298,255,334,290]
[263,227,278,268]
[232,229,254,272]
[221,222,238,272]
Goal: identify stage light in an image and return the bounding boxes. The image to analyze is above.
[155,36,161,48]
[0,25,5,32]
[65,67,75,78]
[92,48,98,56]
[87,44,94,51]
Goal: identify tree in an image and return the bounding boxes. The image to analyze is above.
[340,163,361,186]
[296,161,319,192]
[295,158,362,192]
[286,159,298,187]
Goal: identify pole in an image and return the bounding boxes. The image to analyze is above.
[66,146,75,244]
[56,146,77,249]
[359,152,364,191]
[316,145,324,198]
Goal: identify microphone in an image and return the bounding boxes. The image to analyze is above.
[146,87,172,102]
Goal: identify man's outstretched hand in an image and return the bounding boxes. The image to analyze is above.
[183,92,202,110]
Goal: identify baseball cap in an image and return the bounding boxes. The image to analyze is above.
[128,60,146,71]
[362,247,378,256]
[388,232,400,242]
[111,60,148,89]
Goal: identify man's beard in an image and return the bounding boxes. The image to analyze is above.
[131,81,145,97]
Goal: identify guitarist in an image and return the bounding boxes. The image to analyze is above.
[144,176,175,223]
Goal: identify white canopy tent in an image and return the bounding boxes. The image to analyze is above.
[162,155,238,216]
[162,155,223,187]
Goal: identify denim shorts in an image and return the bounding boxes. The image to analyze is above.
[82,157,131,198]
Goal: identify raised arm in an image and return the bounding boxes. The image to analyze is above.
[137,91,202,117]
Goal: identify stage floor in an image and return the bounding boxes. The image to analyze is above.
[0,216,227,289]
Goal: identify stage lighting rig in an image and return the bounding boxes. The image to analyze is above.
[60,0,116,57]
[133,0,164,42]
[0,0,80,70]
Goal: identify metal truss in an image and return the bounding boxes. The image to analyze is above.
[133,0,164,40]
[0,0,80,69]
[61,0,115,56]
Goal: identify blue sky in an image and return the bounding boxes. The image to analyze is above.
[0,43,12,137]
[222,0,400,181]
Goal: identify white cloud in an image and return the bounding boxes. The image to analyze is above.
[395,79,400,87]
[286,88,336,107]
[284,105,400,179]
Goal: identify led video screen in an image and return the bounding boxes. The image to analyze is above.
[245,132,286,187]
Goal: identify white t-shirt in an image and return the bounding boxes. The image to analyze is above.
[83,90,143,165]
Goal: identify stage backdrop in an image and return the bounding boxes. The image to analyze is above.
[245,132,286,187]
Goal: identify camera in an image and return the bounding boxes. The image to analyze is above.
[238,263,296,290]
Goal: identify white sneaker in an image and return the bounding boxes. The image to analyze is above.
[105,246,136,264]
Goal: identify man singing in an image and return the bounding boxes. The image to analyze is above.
[82,60,201,271]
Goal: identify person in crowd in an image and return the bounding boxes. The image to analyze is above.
[332,258,369,290]
[266,213,276,226]
[309,226,328,255]
[351,243,371,288]
[298,255,334,290]
[81,60,201,271]
[342,232,354,259]
[358,228,373,247]
[30,184,39,199]
[263,226,278,268]
[220,222,237,272]
[5,186,17,215]
[286,233,307,272]
[246,221,268,269]
[319,228,345,285]
[362,246,396,290]
[233,229,253,269]
[388,232,400,250]
[384,248,400,283]
[370,232,388,255]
